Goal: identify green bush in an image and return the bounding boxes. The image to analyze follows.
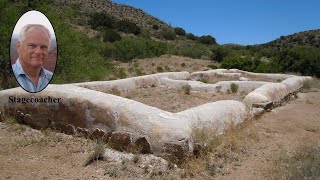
[118,68,127,79]
[198,35,217,45]
[0,1,22,89]
[182,84,191,95]
[159,29,176,40]
[135,68,146,76]
[221,56,276,73]
[116,20,141,35]
[103,29,122,42]
[157,66,164,72]
[171,46,204,59]
[210,46,229,62]
[152,24,159,30]
[103,37,168,62]
[174,27,186,36]
[207,64,219,69]
[230,83,238,93]
[89,11,116,29]
[272,45,320,77]
[186,33,197,40]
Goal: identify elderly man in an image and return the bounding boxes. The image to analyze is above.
[12,24,53,93]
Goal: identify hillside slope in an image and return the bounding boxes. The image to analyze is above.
[262,29,320,49]
[54,0,171,31]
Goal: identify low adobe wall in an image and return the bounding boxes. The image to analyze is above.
[0,70,312,161]
[0,84,249,162]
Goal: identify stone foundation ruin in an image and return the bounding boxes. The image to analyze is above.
[0,69,312,162]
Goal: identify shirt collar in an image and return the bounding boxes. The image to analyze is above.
[15,59,48,79]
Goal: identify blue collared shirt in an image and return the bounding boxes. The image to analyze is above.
[12,59,53,93]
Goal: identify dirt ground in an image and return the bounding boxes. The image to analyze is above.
[0,87,319,179]
[119,86,245,113]
[115,55,217,77]
[218,89,320,179]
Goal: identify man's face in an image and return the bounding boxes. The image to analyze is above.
[17,27,50,69]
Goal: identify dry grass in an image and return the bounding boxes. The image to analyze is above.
[242,74,282,82]
[84,139,106,166]
[271,141,320,179]
[301,78,320,93]
[183,118,261,177]
[119,86,243,113]
[117,55,212,76]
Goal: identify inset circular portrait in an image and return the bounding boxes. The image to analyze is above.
[10,10,57,93]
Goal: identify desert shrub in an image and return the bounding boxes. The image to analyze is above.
[84,139,105,166]
[210,46,229,62]
[53,25,113,83]
[174,27,186,36]
[135,68,146,76]
[116,20,141,35]
[274,143,320,179]
[164,65,171,71]
[117,68,127,79]
[156,66,164,72]
[103,37,168,62]
[152,24,159,30]
[182,84,191,95]
[197,35,217,45]
[89,11,116,29]
[207,64,218,69]
[181,63,186,67]
[0,1,24,89]
[171,46,204,59]
[103,29,122,42]
[159,29,176,40]
[137,29,151,39]
[221,56,275,73]
[186,33,197,40]
[272,45,320,77]
[132,154,139,164]
[230,83,238,93]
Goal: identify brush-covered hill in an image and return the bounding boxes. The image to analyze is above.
[0,0,218,89]
[0,0,319,90]
[55,0,171,31]
[262,29,320,50]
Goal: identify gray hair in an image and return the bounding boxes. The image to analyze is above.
[19,24,51,47]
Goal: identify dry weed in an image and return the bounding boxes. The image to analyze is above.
[271,141,320,179]
[84,139,105,166]
[185,118,260,176]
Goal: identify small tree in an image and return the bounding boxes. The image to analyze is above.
[160,29,176,40]
[198,35,217,45]
[89,11,115,29]
[174,27,186,36]
[152,24,159,30]
[186,33,197,40]
[230,83,238,93]
[116,20,141,35]
[210,46,228,62]
[103,29,121,42]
